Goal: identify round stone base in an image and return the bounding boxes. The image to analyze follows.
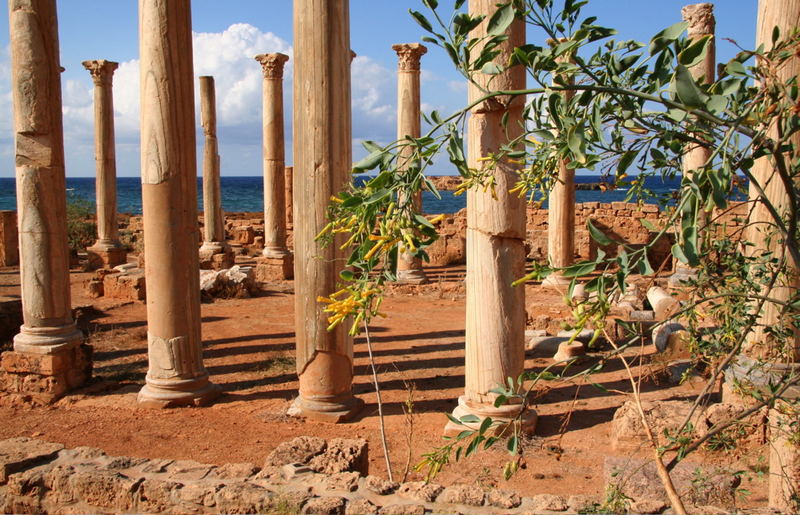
[288,393,364,423]
[13,323,84,354]
[553,340,586,362]
[396,269,429,285]
[138,375,221,408]
[542,273,571,288]
[443,395,537,437]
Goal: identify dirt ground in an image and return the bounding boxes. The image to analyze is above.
[0,259,772,510]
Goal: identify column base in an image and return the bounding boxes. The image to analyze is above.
[542,273,571,288]
[198,242,234,270]
[443,395,537,437]
[87,241,127,269]
[288,392,364,423]
[138,374,221,409]
[396,268,429,285]
[255,253,294,282]
[667,264,698,291]
[0,343,92,404]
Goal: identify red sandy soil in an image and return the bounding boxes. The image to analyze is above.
[0,261,771,509]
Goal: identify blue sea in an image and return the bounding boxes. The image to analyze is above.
[0,174,686,214]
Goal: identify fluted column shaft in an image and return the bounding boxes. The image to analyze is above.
[256,53,290,258]
[291,0,362,422]
[393,43,428,284]
[446,0,534,434]
[9,0,82,354]
[198,76,226,251]
[137,0,219,408]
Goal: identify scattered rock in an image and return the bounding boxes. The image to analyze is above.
[566,494,598,513]
[199,265,256,299]
[487,488,521,509]
[397,481,443,502]
[604,456,740,510]
[0,437,63,484]
[308,439,368,475]
[437,484,484,506]
[364,475,398,495]
[378,504,426,515]
[526,335,569,354]
[266,436,327,467]
[530,493,568,512]
[325,472,360,492]
[302,496,346,515]
[213,462,260,479]
[611,400,701,451]
[346,498,378,515]
[629,498,668,514]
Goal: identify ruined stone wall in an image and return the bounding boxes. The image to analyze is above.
[0,212,18,267]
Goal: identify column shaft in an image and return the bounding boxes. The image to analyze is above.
[83,60,126,268]
[9,0,82,354]
[446,0,535,434]
[393,43,428,284]
[292,0,362,422]
[138,0,219,408]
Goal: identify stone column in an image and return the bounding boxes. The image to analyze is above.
[669,3,716,288]
[83,59,127,269]
[137,0,219,408]
[393,43,428,284]
[543,44,575,288]
[285,165,294,233]
[445,0,535,435]
[2,0,90,403]
[736,1,799,509]
[291,0,362,422]
[254,53,292,281]
[198,76,233,270]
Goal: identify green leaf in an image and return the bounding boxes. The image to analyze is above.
[649,21,688,55]
[725,60,747,76]
[339,269,354,281]
[567,125,587,164]
[637,253,655,275]
[587,218,613,246]
[706,94,727,114]
[678,34,712,69]
[481,62,502,75]
[672,242,689,264]
[493,394,508,408]
[353,150,385,172]
[478,417,493,435]
[409,10,433,32]
[507,435,519,454]
[422,0,438,9]
[673,64,708,109]
[460,414,480,424]
[640,218,658,232]
[487,3,515,36]
[617,150,637,176]
[562,260,597,277]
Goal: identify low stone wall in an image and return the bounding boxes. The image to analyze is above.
[0,436,601,515]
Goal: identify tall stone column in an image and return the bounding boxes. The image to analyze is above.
[543,44,575,288]
[137,0,219,408]
[291,0,362,422]
[83,59,127,269]
[1,0,90,403]
[725,1,800,509]
[393,43,428,284]
[198,76,233,270]
[285,165,294,233]
[254,53,293,281]
[445,0,535,435]
[669,3,716,288]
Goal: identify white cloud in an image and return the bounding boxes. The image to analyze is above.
[351,55,395,142]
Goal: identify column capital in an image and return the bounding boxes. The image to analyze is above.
[255,53,289,79]
[392,43,427,71]
[681,3,715,38]
[82,59,119,86]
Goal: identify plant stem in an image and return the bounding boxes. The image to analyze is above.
[363,321,394,482]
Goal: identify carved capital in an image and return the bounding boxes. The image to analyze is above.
[681,3,715,38]
[255,53,289,79]
[392,43,427,72]
[82,59,119,86]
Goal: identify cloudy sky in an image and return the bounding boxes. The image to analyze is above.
[0,1,756,178]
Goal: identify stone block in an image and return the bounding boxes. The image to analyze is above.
[0,345,91,403]
[364,474,398,495]
[2,351,73,375]
[611,400,703,451]
[255,254,294,282]
[0,297,23,346]
[438,484,484,506]
[265,436,327,468]
[103,270,146,301]
[307,438,368,475]
[487,489,522,509]
[0,211,19,267]
[86,247,127,270]
[232,225,255,244]
[199,246,235,270]
[303,496,346,515]
[530,493,567,512]
[346,498,377,515]
[397,481,443,502]
[0,437,63,484]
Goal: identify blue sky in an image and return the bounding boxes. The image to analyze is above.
[0,1,757,178]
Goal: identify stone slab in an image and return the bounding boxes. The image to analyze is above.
[0,437,63,484]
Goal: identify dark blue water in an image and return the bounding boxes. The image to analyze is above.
[0,175,685,214]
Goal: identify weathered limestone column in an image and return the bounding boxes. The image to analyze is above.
[83,59,127,269]
[393,43,428,284]
[445,0,535,435]
[285,165,294,233]
[197,76,233,270]
[254,53,293,281]
[543,44,575,288]
[669,3,716,288]
[1,0,90,403]
[137,0,219,408]
[291,0,362,422]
